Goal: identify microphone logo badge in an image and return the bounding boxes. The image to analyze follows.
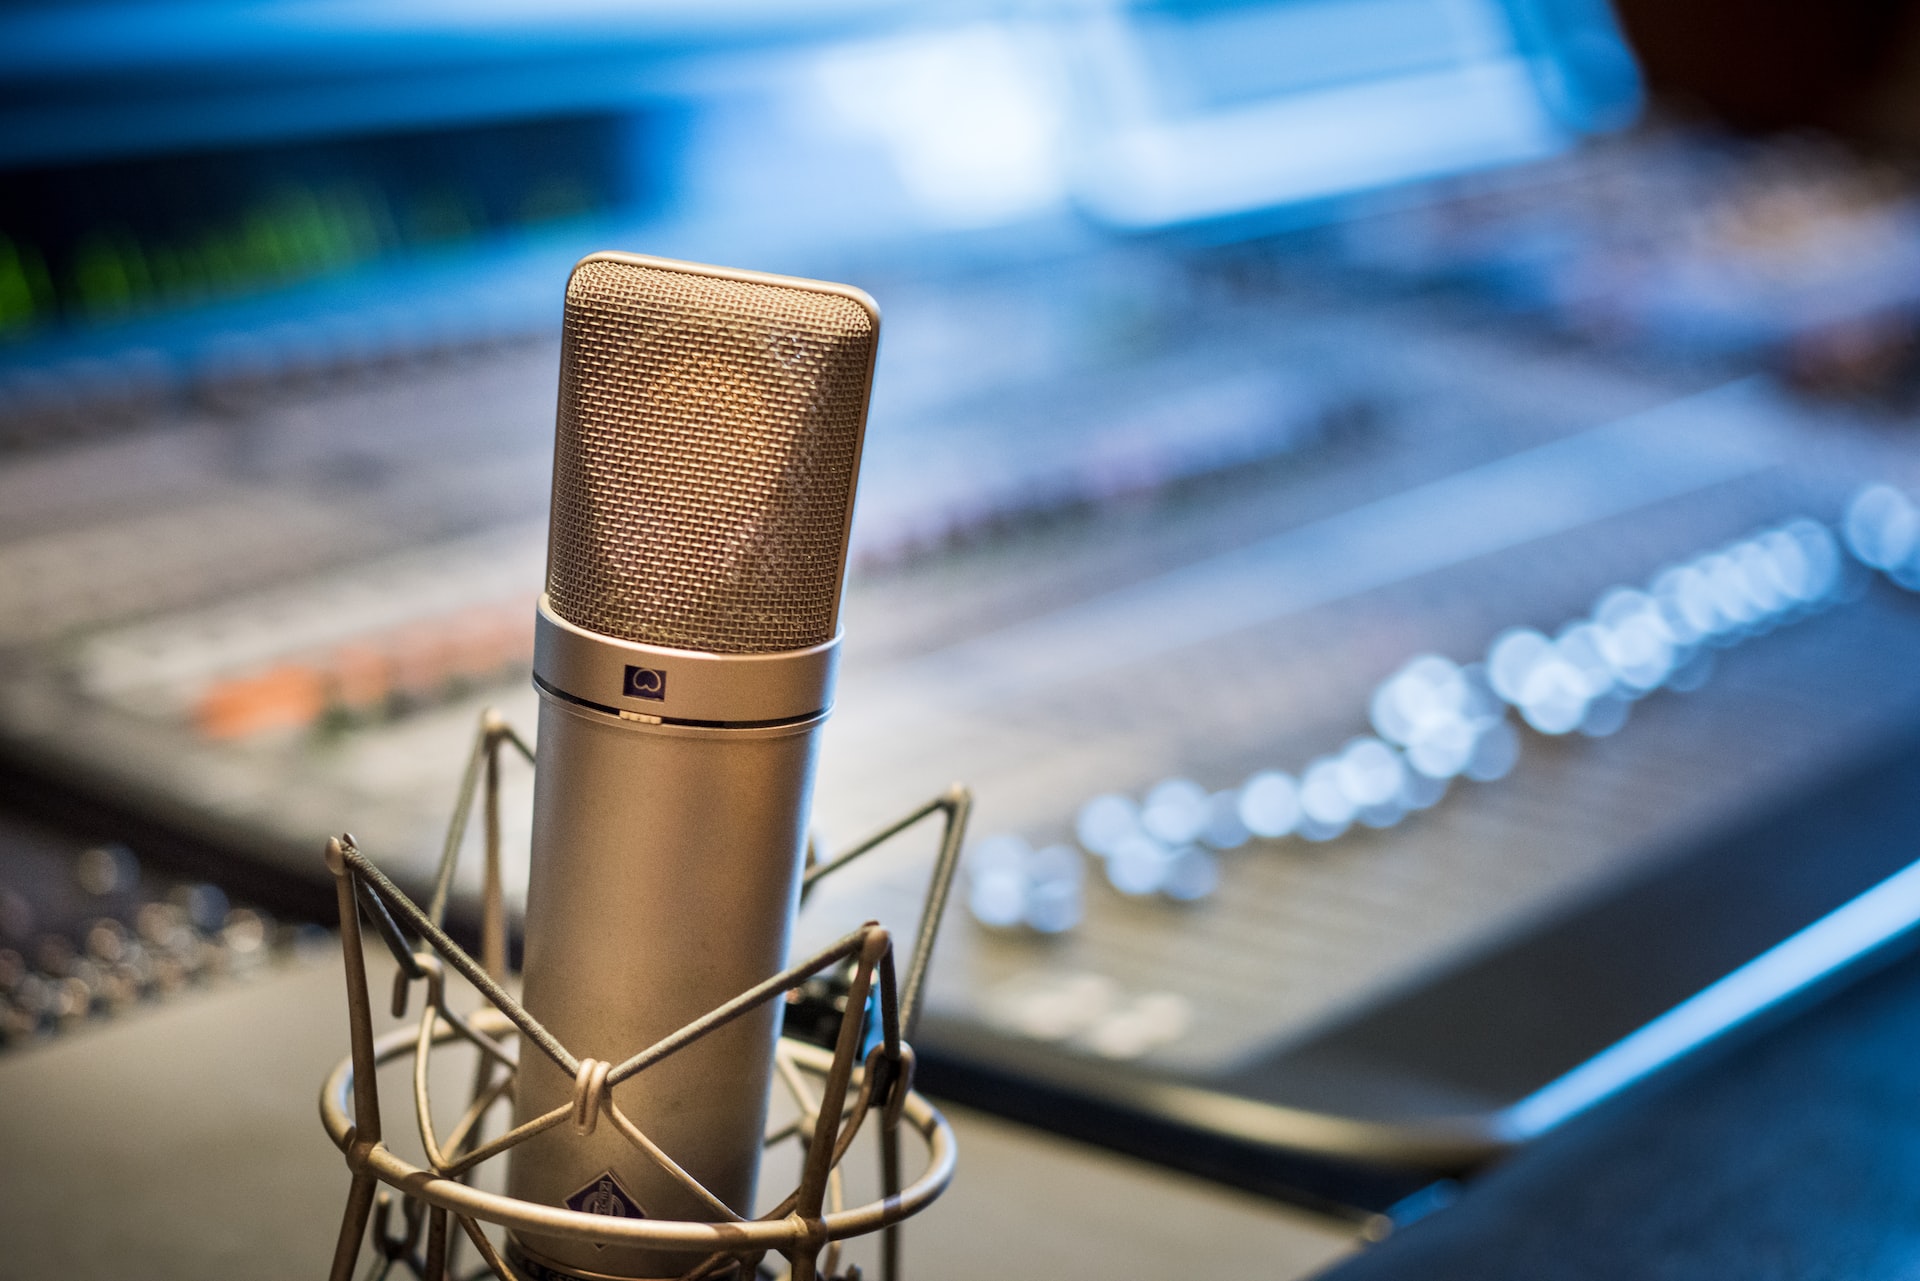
[566,1171,646,1219]
[621,665,666,701]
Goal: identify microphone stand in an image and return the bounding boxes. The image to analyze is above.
[318,708,972,1281]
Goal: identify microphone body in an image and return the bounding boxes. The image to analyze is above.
[506,253,879,1281]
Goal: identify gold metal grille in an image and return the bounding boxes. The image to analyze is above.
[546,256,877,654]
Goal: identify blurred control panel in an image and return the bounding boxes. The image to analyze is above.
[5,124,1920,1093]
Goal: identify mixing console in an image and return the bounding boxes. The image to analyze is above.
[6,131,1920,1202]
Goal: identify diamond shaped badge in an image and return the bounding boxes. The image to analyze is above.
[566,1170,646,1220]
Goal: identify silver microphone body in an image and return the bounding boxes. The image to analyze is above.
[506,253,879,1281]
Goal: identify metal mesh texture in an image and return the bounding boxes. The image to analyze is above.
[546,258,877,654]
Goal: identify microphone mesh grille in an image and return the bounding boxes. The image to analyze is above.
[546,257,877,654]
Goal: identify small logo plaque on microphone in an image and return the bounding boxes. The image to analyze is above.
[566,1170,646,1219]
[622,665,667,701]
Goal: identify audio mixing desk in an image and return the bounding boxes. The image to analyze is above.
[7,181,1920,1211]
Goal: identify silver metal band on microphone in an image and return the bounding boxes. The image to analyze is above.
[532,594,840,729]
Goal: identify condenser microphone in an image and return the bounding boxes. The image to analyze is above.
[507,252,880,1280]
